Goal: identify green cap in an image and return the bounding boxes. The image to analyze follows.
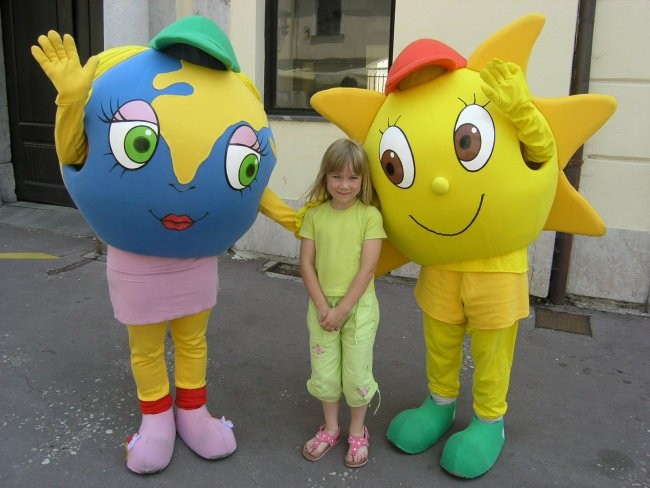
[149,15,240,72]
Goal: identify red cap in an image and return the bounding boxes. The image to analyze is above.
[385,39,466,94]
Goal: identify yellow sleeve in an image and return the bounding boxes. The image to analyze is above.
[258,187,299,235]
[54,99,88,166]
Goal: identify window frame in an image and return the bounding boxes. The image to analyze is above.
[264,0,395,117]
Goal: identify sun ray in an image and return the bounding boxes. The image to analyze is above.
[467,13,544,74]
[310,88,385,143]
[535,95,618,171]
[544,172,606,236]
[535,95,616,235]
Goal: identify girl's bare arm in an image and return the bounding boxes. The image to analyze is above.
[299,238,330,323]
[320,238,382,331]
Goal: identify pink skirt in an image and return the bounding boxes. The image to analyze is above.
[106,246,219,325]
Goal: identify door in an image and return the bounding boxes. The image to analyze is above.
[1,0,103,206]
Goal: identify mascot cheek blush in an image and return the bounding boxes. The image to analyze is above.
[32,16,296,474]
[311,14,616,479]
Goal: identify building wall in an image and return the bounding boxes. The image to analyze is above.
[0,10,17,205]
[103,0,230,48]
[566,0,650,306]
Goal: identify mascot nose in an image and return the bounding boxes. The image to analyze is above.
[431,177,450,195]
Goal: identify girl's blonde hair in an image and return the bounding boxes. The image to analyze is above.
[304,138,374,205]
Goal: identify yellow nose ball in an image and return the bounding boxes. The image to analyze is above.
[431,177,450,195]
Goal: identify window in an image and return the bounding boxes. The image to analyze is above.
[265,0,394,115]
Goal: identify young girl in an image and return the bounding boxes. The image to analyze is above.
[298,138,386,468]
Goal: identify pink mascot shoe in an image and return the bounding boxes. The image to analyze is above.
[126,408,176,474]
[176,405,237,459]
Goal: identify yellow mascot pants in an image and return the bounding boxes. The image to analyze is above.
[423,314,518,419]
[127,309,211,402]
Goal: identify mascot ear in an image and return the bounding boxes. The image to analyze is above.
[467,13,545,73]
[310,88,385,143]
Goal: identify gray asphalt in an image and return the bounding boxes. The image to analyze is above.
[0,203,648,488]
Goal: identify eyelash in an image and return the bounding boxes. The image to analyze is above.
[257,138,271,158]
[458,93,489,108]
[379,114,402,135]
[97,99,124,124]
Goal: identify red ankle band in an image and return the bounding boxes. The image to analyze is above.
[139,393,173,414]
[175,386,207,410]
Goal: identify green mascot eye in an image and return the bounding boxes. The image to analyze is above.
[238,153,260,186]
[124,126,158,164]
[226,143,262,190]
[110,121,159,170]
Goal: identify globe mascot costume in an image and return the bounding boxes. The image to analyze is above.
[31,16,296,474]
[311,14,616,478]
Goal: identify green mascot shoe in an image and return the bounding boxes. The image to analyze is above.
[386,396,455,453]
[440,415,505,478]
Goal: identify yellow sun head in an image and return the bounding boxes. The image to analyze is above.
[311,14,616,266]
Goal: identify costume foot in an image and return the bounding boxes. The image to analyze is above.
[440,415,505,479]
[175,405,236,459]
[386,396,455,453]
[125,408,176,474]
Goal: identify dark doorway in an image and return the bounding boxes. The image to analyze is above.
[1,0,103,206]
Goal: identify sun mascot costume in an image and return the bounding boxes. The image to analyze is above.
[311,14,616,478]
[31,16,295,474]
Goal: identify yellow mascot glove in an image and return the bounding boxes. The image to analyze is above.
[31,30,98,106]
[480,59,555,163]
[31,31,99,164]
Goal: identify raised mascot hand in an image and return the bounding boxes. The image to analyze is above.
[480,59,555,163]
[31,30,99,105]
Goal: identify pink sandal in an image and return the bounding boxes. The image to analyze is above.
[345,426,369,468]
[303,425,341,461]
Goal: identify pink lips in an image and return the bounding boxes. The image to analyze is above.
[160,214,195,231]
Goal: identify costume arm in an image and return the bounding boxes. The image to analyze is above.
[480,59,555,163]
[52,98,88,164]
[31,30,98,165]
[259,188,299,235]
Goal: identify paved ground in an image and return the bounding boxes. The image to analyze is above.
[0,202,648,488]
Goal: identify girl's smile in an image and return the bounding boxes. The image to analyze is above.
[327,165,362,210]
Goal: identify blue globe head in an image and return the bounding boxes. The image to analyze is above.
[63,24,276,258]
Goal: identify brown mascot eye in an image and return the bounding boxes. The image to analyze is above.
[381,149,405,185]
[454,123,482,162]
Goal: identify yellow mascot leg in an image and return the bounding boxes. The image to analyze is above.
[440,322,519,479]
[170,309,210,393]
[387,315,464,453]
[170,309,237,460]
[468,323,519,419]
[424,315,466,399]
[127,322,171,404]
[125,322,175,474]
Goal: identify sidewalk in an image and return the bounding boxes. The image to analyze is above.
[0,203,648,488]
